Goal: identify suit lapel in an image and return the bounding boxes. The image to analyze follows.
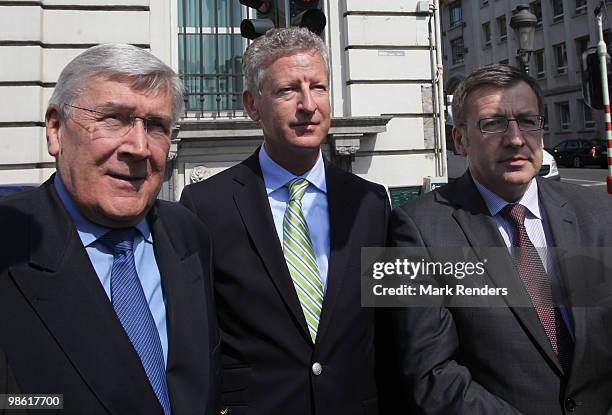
[8,181,160,414]
[537,178,584,373]
[450,173,562,372]
[149,205,213,414]
[232,152,311,340]
[537,178,580,250]
[315,162,352,343]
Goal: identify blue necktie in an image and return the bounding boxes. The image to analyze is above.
[99,228,171,415]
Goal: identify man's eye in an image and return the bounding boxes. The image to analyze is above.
[482,119,505,129]
[147,119,170,135]
[519,117,537,126]
[97,113,126,128]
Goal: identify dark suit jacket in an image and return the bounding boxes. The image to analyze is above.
[0,177,221,415]
[389,172,612,415]
[180,150,390,415]
[0,348,23,415]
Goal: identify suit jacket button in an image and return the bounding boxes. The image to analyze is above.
[564,397,576,412]
[312,362,323,376]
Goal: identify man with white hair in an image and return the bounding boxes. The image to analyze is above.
[0,44,220,415]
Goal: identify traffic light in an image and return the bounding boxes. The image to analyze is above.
[290,0,326,36]
[239,0,326,40]
[581,47,611,110]
[240,0,276,40]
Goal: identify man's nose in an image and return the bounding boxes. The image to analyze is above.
[121,118,151,158]
[298,86,317,113]
[504,119,526,147]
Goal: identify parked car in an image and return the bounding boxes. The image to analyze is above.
[447,145,560,181]
[539,149,561,180]
[547,139,608,168]
[0,184,37,198]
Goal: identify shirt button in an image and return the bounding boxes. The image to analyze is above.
[564,397,576,412]
[312,362,323,376]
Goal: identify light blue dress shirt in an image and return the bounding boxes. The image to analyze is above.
[54,175,169,365]
[259,145,330,291]
[474,178,575,337]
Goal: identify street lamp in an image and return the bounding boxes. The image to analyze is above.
[510,4,537,73]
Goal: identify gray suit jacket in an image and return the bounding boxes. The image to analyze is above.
[389,172,612,415]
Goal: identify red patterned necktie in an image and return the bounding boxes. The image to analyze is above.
[501,204,572,370]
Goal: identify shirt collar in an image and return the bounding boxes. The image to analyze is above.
[258,144,327,195]
[473,178,542,220]
[53,174,153,246]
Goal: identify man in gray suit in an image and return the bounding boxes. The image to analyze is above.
[390,64,612,414]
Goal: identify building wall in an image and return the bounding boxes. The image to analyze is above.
[0,0,172,184]
[1,0,445,199]
[441,0,606,148]
[177,0,446,196]
[338,0,445,187]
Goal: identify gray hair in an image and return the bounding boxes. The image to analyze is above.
[242,27,329,95]
[451,64,543,126]
[48,43,184,123]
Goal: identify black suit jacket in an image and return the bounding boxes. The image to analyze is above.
[0,178,221,415]
[0,348,22,415]
[389,172,612,415]
[180,150,390,415]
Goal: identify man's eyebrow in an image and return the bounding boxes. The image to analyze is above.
[95,102,171,119]
[94,102,134,112]
[514,111,540,117]
[478,110,539,118]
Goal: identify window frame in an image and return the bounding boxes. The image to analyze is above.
[575,0,587,15]
[531,1,543,28]
[581,100,596,129]
[450,36,465,65]
[497,15,507,42]
[551,0,564,22]
[535,49,546,78]
[557,101,571,130]
[482,21,491,46]
[553,42,568,74]
[449,1,463,28]
[177,1,250,117]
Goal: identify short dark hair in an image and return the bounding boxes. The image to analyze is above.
[451,64,543,126]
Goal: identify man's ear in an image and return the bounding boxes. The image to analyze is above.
[243,90,260,122]
[452,125,468,156]
[45,106,62,157]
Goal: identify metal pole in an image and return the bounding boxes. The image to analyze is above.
[284,0,290,27]
[595,8,612,194]
[433,0,447,177]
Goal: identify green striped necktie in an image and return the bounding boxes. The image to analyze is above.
[283,178,324,342]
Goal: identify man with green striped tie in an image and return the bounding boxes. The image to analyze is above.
[181,27,391,415]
